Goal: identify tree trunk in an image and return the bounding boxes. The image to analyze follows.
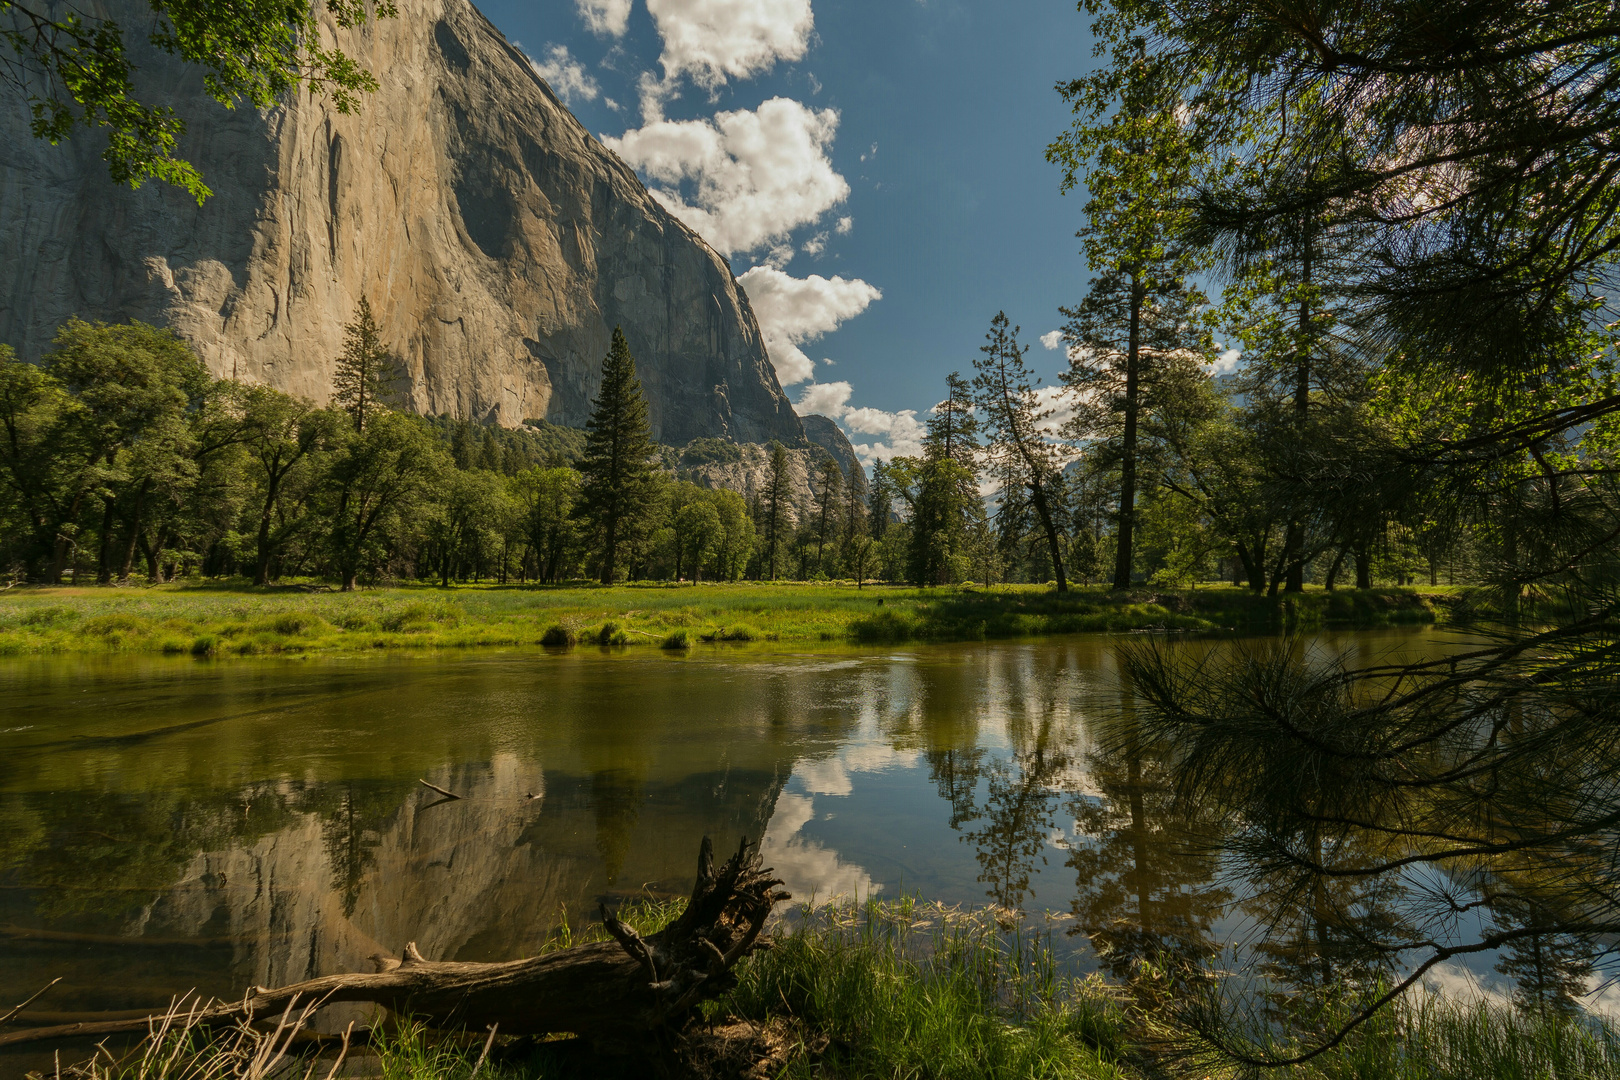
[118,480,151,583]
[0,838,787,1051]
[1284,240,1313,594]
[96,497,117,585]
[254,466,285,586]
[1354,545,1372,590]
[1028,475,1068,593]
[1113,276,1143,591]
[1323,546,1346,592]
[601,515,618,585]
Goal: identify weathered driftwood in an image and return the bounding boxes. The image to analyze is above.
[0,836,787,1049]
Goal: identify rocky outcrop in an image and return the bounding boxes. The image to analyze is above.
[0,0,806,445]
[802,414,867,493]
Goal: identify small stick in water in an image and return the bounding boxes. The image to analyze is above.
[417,779,462,800]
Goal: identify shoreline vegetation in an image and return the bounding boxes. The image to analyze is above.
[0,582,1446,659]
[35,898,1620,1080]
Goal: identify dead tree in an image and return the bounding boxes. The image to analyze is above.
[0,836,788,1050]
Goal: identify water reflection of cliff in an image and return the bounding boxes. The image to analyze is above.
[2,633,1508,1032]
[0,754,789,1017]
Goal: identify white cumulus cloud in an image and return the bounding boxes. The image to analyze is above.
[1040,330,1065,351]
[794,380,853,418]
[843,407,926,464]
[576,0,632,36]
[605,98,850,258]
[737,265,880,385]
[647,0,813,92]
[528,44,600,106]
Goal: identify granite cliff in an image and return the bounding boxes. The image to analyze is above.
[0,0,806,445]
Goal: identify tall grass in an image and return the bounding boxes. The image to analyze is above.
[1303,991,1620,1080]
[720,898,1134,1080]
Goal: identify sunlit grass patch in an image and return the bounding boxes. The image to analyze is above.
[0,581,1439,658]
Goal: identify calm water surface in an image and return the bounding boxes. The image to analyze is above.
[0,629,1456,1030]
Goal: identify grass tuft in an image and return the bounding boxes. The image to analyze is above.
[540,623,576,648]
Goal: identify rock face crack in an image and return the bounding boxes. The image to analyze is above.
[0,0,806,445]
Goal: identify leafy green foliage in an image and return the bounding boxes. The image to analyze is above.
[2,0,396,201]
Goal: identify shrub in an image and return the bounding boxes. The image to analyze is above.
[680,437,744,466]
[540,624,576,647]
[849,610,917,643]
[593,620,630,646]
[661,629,691,650]
[190,635,219,657]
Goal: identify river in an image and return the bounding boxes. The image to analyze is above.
[0,628,1469,1035]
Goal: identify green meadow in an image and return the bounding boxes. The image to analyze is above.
[0,582,1444,659]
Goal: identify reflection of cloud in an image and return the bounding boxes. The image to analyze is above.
[1423,959,1620,1021]
[796,742,919,795]
[797,756,853,796]
[761,793,876,902]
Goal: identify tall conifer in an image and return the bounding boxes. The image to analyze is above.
[578,327,657,584]
[331,296,399,434]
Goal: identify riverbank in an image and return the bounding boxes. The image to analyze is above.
[40,898,1618,1080]
[0,581,1445,658]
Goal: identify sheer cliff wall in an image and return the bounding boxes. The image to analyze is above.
[0,0,806,445]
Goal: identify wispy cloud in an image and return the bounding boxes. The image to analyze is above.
[527,44,600,106]
[576,0,632,36]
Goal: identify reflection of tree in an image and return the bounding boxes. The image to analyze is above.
[960,726,1069,912]
[1067,747,1230,982]
[0,786,296,922]
[1492,894,1595,1020]
[590,769,644,887]
[925,747,987,830]
[313,781,408,918]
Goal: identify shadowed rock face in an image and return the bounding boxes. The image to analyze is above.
[802,415,867,494]
[0,0,806,445]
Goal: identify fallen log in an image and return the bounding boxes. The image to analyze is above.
[0,836,788,1049]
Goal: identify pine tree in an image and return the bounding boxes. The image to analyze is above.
[908,372,983,585]
[762,441,790,581]
[974,313,1069,592]
[813,456,842,575]
[578,327,658,584]
[331,296,400,434]
[1062,269,1208,589]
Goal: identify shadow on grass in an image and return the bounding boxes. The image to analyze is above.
[849,587,1438,644]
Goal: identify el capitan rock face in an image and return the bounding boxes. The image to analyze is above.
[0,0,805,445]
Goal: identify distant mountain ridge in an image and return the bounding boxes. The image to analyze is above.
[0,0,806,447]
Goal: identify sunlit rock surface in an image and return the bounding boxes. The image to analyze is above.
[0,0,804,444]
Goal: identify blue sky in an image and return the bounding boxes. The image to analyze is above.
[476,0,1097,460]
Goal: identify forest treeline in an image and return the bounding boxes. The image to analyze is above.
[0,309,1099,591]
[0,301,1485,594]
